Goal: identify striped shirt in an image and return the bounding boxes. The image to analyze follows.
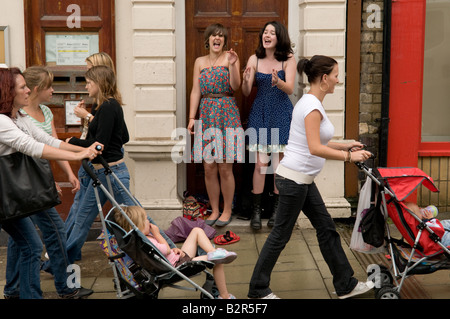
[20,105,54,136]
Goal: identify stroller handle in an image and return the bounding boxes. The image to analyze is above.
[352,145,375,171]
[81,145,111,181]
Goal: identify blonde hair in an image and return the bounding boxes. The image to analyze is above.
[85,65,123,108]
[23,66,53,94]
[86,52,115,74]
[115,206,147,232]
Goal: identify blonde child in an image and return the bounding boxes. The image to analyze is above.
[115,206,237,299]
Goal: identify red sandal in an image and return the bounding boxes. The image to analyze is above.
[214,231,240,245]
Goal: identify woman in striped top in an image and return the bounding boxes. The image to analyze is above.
[21,66,80,193]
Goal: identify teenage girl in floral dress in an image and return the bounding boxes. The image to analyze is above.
[188,23,243,227]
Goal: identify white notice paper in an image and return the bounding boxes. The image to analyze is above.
[56,39,90,66]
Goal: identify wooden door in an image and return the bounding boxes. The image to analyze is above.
[24,0,115,219]
[185,0,288,213]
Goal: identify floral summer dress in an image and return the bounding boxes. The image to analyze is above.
[247,61,293,153]
[193,66,243,163]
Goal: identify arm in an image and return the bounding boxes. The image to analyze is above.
[187,58,202,135]
[69,100,117,148]
[149,224,171,255]
[305,110,371,162]
[273,55,296,95]
[41,144,99,162]
[227,48,241,91]
[242,55,257,97]
[74,100,94,123]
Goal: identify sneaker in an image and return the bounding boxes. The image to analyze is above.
[218,293,236,299]
[263,293,280,299]
[338,281,375,299]
[59,287,93,299]
[207,248,237,264]
[249,292,280,299]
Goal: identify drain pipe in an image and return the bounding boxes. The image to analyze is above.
[378,0,392,167]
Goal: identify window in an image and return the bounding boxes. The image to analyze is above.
[422,1,450,143]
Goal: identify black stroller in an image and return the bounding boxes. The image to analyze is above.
[355,161,450,299]
[82,157,215,299]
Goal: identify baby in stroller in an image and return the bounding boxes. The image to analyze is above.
[405,202,450,247]
[115,206,238,299]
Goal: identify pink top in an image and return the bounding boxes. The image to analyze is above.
[146,235,180,266]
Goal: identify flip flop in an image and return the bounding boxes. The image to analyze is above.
[214,230,240,245]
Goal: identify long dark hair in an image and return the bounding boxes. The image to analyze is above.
[0,68,23,118]
[297,55,337,84]
[255,21,293,62]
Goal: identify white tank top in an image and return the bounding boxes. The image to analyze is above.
[280,94,335,177]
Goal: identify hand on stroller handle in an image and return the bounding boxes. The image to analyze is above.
[349,144,375,166]
[81,145,111,182]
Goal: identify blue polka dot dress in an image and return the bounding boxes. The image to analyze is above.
[247,61,293,153]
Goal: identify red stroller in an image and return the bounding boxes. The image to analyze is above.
[356,162,450,299]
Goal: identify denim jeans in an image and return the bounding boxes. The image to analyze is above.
[64,162,175,265]
[440,220,450,247]
[248,175,358,298]
[2,217,43,299]
[4,208,76,297]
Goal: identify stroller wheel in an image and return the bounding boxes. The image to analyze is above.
[367,264,393,288]
[376,285,401,299]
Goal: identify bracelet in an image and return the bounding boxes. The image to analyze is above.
[341,150,348,162]
[277,81,285,90]
[348,151,352,163]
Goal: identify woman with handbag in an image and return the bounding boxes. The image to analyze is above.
[247,56,374,299]
[3,66,96,299]
[0,67,102,298]
[63,65,137,264]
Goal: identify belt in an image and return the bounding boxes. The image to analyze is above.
[202,93,233,99]
[92,158,124,170]
[276,164,315,185]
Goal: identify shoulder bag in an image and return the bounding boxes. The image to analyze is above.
[0,151,61,222]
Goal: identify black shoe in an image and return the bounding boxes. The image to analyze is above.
[4,294,19,300]
[59,287,93,299]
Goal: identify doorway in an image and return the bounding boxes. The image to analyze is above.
[184,0,289,216]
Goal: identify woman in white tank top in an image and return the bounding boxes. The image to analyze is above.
[248,55,374,300]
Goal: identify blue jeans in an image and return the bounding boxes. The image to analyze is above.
[64,162,136,264]
[248,175,358,298]
[4,208,76,297]
[2,217,43,299]
[440,220,450,247]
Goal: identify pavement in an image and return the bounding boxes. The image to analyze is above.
[0,215,449,301]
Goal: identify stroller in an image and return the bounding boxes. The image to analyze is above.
[355,161,450,299]
[81,157,216,299]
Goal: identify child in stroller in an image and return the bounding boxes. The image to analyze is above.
[405,202,450,247]
[115,206,238,299]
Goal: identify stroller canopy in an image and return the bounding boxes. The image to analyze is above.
[376,167,439,201]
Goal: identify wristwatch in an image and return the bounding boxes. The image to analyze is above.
[85,114,92,122]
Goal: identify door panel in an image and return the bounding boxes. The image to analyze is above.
[186,0,288,202]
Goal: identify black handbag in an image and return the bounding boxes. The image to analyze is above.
[360,192,385,248]
[0,152,61,222]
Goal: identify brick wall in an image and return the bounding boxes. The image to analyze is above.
[359,0,384,172]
